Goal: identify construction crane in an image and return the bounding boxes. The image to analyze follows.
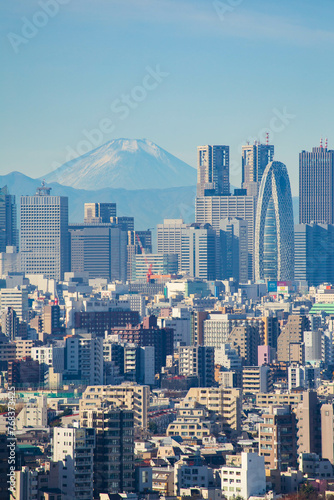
[136,233,153,282]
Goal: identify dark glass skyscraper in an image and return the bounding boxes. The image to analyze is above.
[0,186,18,252]
[197,145,229,197]
[299,143,334,224]
[242,142,274,197]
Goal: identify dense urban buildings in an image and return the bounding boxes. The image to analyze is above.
[3,138,334,500]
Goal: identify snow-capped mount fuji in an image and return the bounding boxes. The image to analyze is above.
[44,138,196,190]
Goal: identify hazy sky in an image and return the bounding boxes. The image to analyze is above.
[1,0,334,194]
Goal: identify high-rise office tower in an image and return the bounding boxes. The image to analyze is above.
[180,223,216,280]
[196,195,256,279]
[197,145,229,197]
[69,223,127,281]
[21,183,69,281]
[294,223,334,286]
[84,202,117,223]
[219,217,249,283]
[300,141,334,224]
[0,186,18,252]
[242,141,274,196]
[254,161,294,281]
[157,219,188,264]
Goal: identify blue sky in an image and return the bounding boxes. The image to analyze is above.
[1,0,334,194]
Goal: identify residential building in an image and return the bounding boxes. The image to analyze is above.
[65,333,103,385]
[321,403,334,464]
[277,314,310,362]
[80,406,134,496]
[183,386,242,432]
[221,452,266,499]
[79,383,149,428]
[259,405,297,471]
[242,365,272,394]
[177,345,215,387]
[296,391,322,456]
[53,426,95,500]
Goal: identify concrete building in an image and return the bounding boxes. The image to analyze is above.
[174,456,215,495]
[195,195,256,279]
[221,452,266,499]
[215,343,242,371]
[69,223,127,281]
[203,313,247,348]
[157,219,188,268]
[258,345,276,366]
[228,321,262,366]
[321,403,334,464]
[132,253,178,281]
[259,406,297,471]
[299,143,334,224]
[177,345,215,387]
[16,396,47,430]
[256,392,303,408]
[219,217,248,283]
[288,363,321,392]
[53,426,95,500]
[296,391,322,456]
[84,202,116,223]
[157,316,191,347]
[80,406,134,497]
[197,145,229,197]
[0,287,29,321]
[242,365,272,394]
[20,183,69,280]
[277,314,310,362]
[80,383,149,429]
[254,161,294,281]
[65,333,103,385]
[183,386,242,432]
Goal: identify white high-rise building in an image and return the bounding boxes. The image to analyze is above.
[0,287,29,321]
[21,183,69,281]
[53,426,95,500]
[221,452,266,499]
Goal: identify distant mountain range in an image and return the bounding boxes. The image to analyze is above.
[1,139,299,231]
[44,138,197,190]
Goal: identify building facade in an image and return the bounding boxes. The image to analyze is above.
[254,161,294,281]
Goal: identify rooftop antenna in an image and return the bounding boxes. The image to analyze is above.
[266,132,269,145]
[320,137,323,148]
[325,138,328,149]
[36,180,52,196]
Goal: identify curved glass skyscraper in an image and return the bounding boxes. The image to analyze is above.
[255,161,294,281]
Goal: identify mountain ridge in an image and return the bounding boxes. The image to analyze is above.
[44,138,196,191]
